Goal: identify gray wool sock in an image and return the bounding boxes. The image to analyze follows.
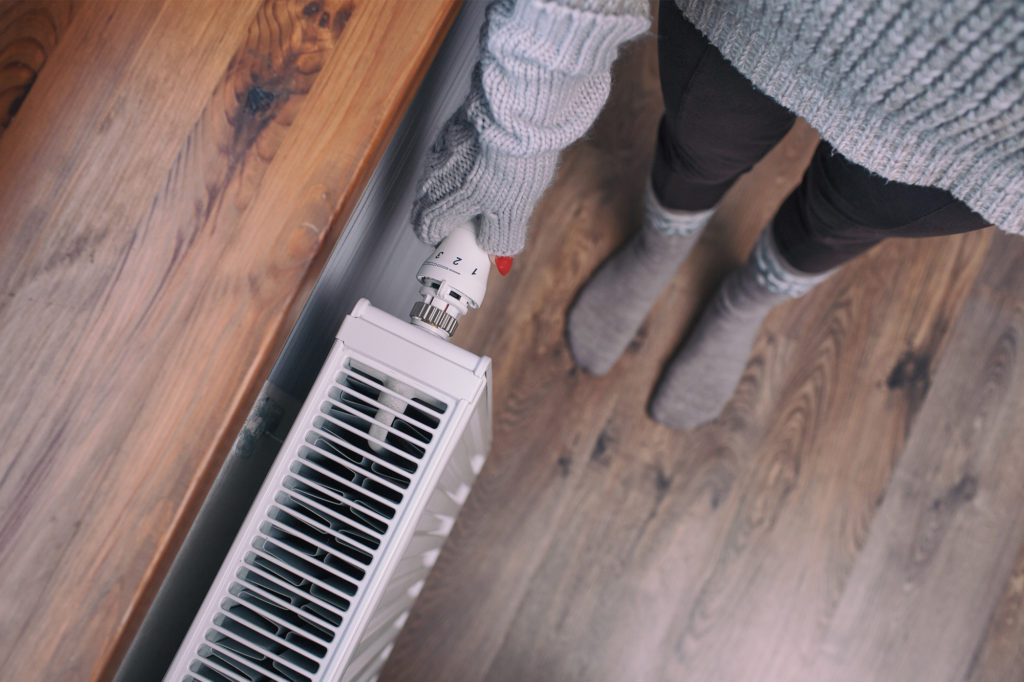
[567,180,715,375]
[649,225,834,430]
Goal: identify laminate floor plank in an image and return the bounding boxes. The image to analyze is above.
[803,234,1024,681]
[969,540,1024,682]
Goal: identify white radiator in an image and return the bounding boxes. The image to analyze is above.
[165,298,491,682]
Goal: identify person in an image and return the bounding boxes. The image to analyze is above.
[410,0,1023,430]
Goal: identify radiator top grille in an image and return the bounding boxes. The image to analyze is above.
[184,359,447,682]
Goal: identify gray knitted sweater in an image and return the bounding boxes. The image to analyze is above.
[413,0,1022,256]
[680,0,1024,235]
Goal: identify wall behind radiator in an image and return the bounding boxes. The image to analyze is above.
[271,1,487,400]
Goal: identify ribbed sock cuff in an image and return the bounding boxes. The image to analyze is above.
[643,178,716,237]
[752,223,835,297]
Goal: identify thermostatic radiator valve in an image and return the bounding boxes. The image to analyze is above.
[410,224,490,338]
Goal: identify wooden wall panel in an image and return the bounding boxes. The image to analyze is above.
[0,1,460,679]
[0,0,74,133]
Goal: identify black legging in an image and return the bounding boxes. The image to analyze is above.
[652,2,991,273]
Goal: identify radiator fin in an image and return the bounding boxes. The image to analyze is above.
[338,433,482,682]
[184,358,448,682]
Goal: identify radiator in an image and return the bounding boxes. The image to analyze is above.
[164,298,491,682]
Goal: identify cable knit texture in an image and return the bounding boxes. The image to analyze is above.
[412,0,650,255]
[677,0,1024,234]
[416,0,1022,252]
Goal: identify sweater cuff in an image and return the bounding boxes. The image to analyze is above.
[493,0,650,75]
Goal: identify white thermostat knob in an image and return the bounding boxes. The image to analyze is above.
[410,224,491,338]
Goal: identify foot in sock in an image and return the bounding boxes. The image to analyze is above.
[567,181,714,375]
[648,225,834,430]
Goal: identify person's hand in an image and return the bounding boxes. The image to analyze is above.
[410,0,649,257]
[411,98,560,258]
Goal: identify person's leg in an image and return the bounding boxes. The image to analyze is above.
[649,143,991,430]
[567,3,797,375]
[649,4,798,211]
[772,142,991,273]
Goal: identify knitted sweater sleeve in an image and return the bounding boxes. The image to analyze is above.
[411,0,650,256]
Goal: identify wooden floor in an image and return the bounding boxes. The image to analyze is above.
[381,26,1024,682]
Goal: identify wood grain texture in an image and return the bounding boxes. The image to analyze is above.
[382,15,1023,682]
[969,540,1024,682]
[0,0,73,132]
[0,0,460,680]
[804,235,1024,682]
